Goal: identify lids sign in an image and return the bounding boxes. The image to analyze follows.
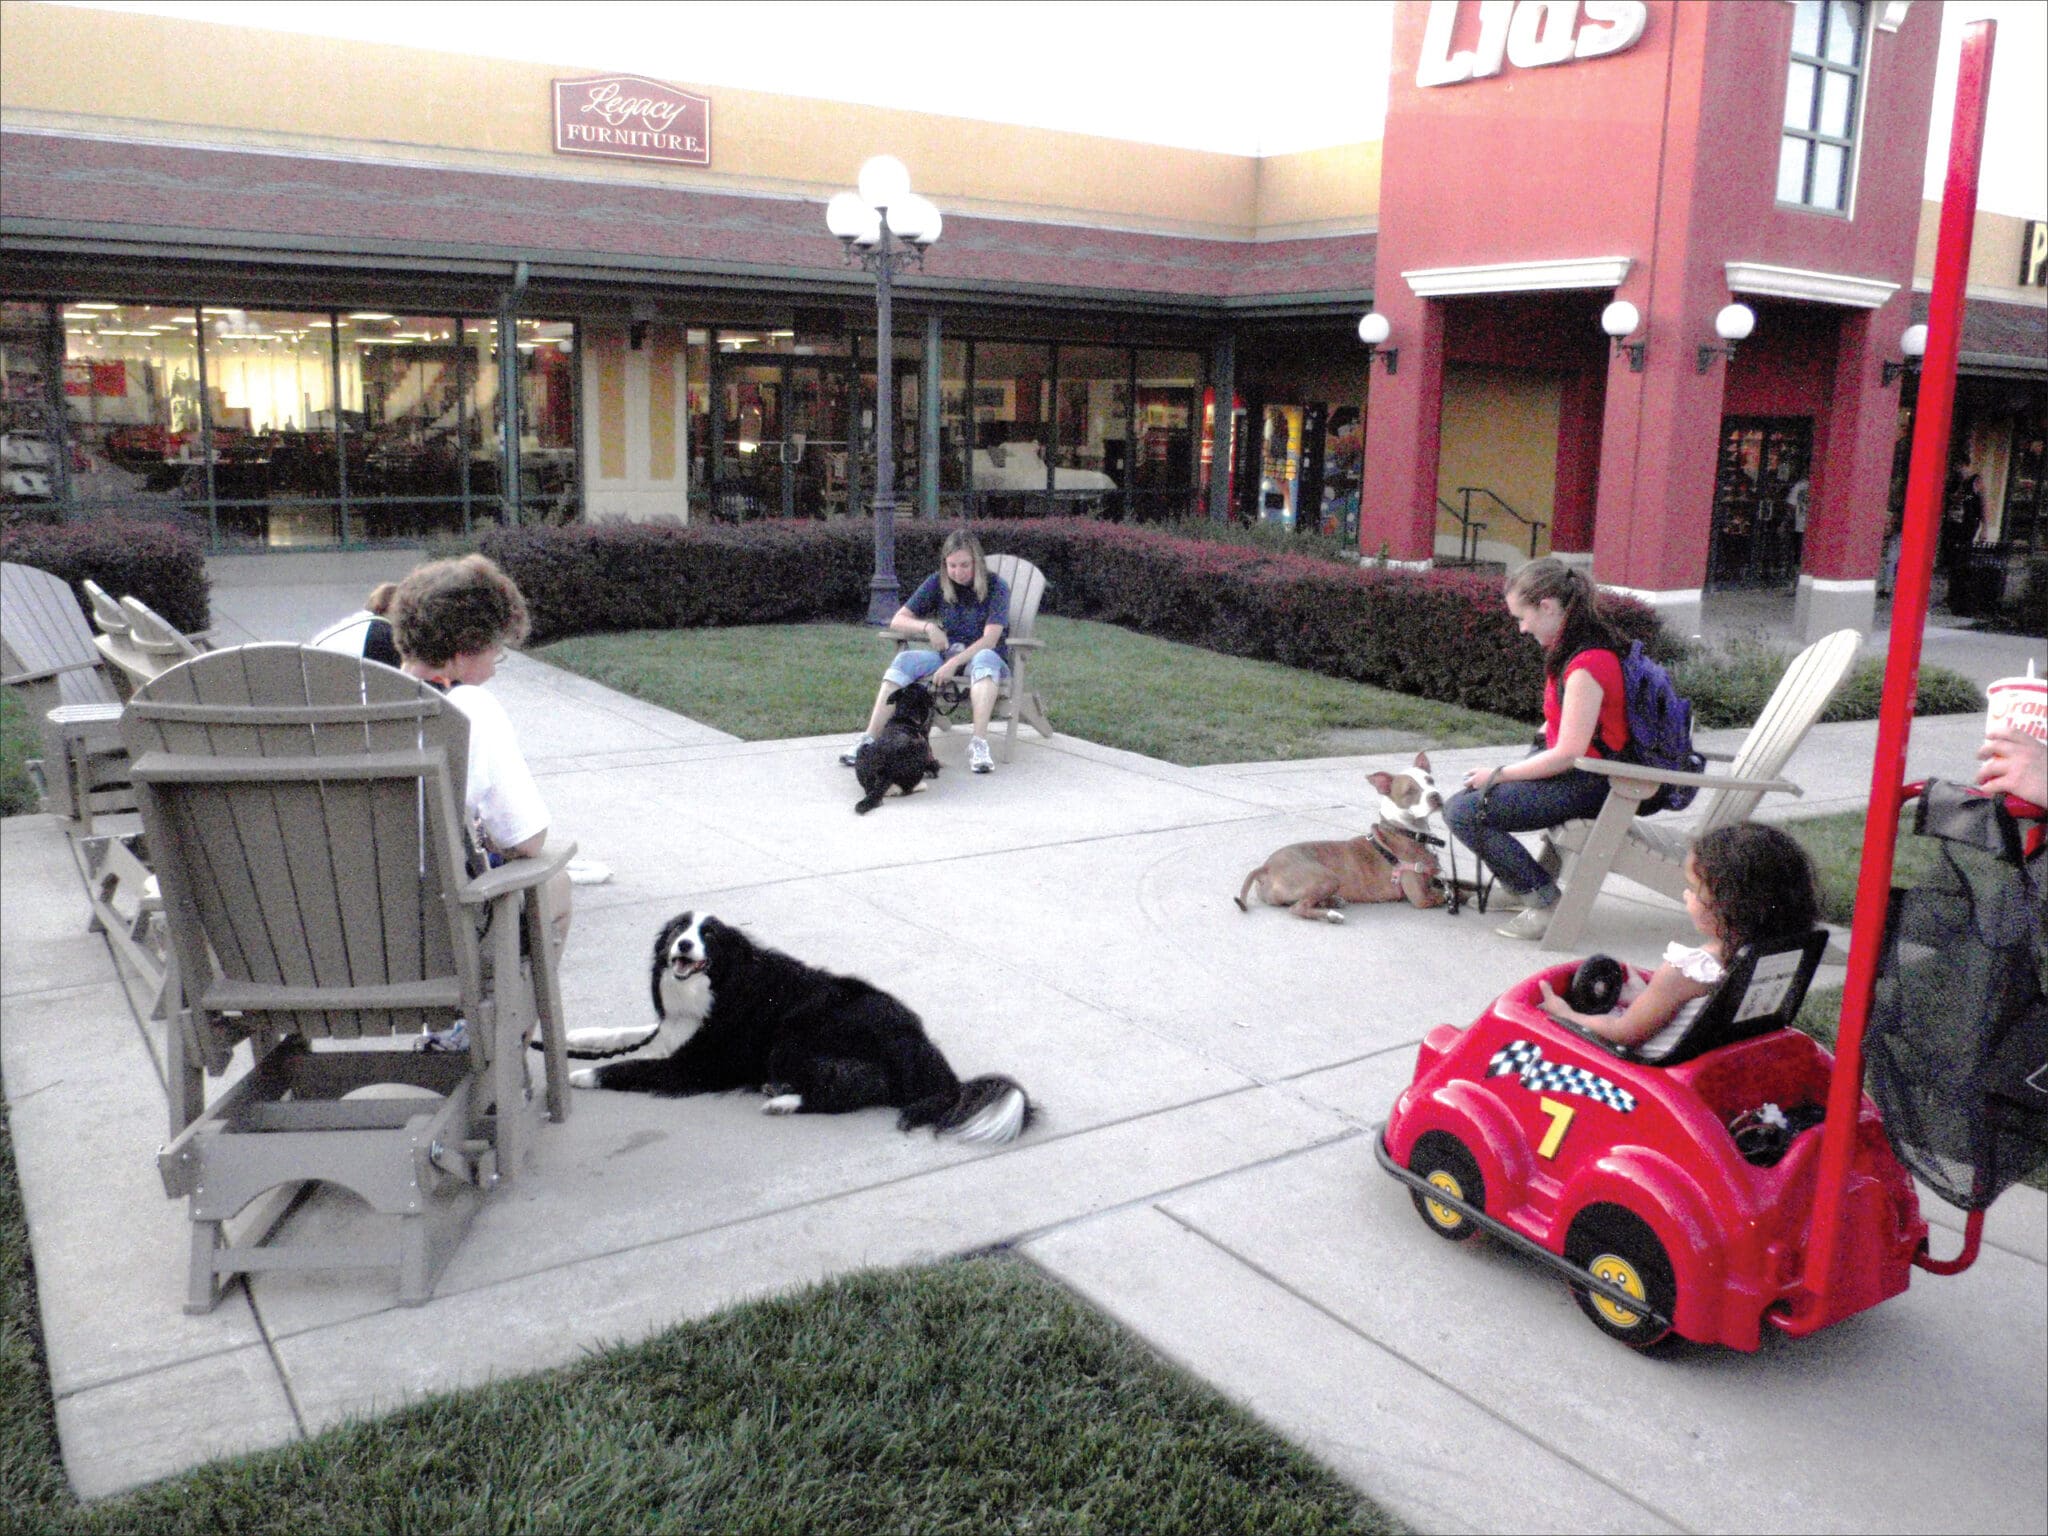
[553,75,711,166]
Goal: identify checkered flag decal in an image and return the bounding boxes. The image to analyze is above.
[1487,1039,1636,1114]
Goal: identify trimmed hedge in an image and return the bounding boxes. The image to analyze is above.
[482,518,1668,723]
[0,521,212,635]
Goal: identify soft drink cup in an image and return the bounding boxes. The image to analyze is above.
[1985,664,2046,745]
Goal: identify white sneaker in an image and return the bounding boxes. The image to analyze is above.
[1495,906,1553,941]
[838,736,874,768]
[968,737,994,774]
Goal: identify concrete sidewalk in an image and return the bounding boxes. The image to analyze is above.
[2,554,2042,1532]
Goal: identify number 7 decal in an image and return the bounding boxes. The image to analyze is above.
[1536,1096,1577,1159]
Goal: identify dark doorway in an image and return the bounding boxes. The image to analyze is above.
[1711,416,1812,590]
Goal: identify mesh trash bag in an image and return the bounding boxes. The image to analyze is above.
[1865,781,2048,1212]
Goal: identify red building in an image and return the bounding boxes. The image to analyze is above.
[1364,0,1954,638]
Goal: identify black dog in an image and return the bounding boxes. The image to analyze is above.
[853,680,940,814]
[564,911,1034,1143]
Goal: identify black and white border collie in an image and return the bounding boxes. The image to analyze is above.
[561,911,1034,1144]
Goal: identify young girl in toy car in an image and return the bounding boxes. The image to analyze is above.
[1536,823,1821,1061]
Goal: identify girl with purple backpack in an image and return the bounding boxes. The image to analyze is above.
[1444,558,1631,941]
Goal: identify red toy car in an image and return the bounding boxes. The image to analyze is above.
[1376,933,1929,1351]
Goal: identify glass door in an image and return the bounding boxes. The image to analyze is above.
[1710,416,1811,589]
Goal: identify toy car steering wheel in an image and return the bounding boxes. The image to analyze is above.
[1567,954,1627,1015]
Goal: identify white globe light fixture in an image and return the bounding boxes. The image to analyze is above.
[1601,300,1645,372]
[856,155,911,210]
[1355,311,1397,372]
[826,157,943,622]
[1714,302,1757,343]
[1697,301,1757,373]
[1885,322,1930,388]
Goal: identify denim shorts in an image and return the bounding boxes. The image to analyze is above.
[885,646,1009,688]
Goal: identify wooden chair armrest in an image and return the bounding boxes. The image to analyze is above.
[1699,746,1736,763]
[459,839,576,904]
[3,657,100,687]
[1005,636,1043,651]
[1573,756,1801,797]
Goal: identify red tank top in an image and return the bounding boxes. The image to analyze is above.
[1543,649,1629,757]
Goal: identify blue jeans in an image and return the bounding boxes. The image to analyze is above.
[1443,768,1612,902]
[885,646,1010,689]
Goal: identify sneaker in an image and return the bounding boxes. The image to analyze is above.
[968,736,994,774]
[416,1018,469,1053]
[838,735,875,767]
[1495,906,1554,941]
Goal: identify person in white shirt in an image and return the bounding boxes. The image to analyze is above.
[388,556,571,1003]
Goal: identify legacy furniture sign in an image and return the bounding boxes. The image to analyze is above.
[553,75,711,167]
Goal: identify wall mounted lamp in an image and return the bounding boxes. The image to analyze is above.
[1881,322,1928,388]
[1694,302,1756,374]
[629,301,654,352]
[1601,300,1646,372]
[1356,311,1399,373]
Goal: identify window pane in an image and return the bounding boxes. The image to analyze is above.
[517,319,578,525]
[938,338,970,515]
[969,340,1052,510]
[1133,348,1201,522]
[1825,0,1863,66]
[1053,344,1126,515]
[1778,136,1811,203]
[340,312,469,541]
[1812,141,1846,209]
[64,303,210,539]
[1783,62,1817,130]
[1819,68,1855,137]
[1791,0,1823,56]
[2,303,62,517]
[201,308,344,546]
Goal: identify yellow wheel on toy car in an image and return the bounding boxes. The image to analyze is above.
[1565,1204,1676,1350]
[1585,1253,1649,1330]
[1407,1131,1484,1243]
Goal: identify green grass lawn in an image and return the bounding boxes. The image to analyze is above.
[1,1111,1396,1534]
[0,690,40,818]
[537,616,1532,765]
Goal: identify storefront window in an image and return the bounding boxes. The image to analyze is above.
[64,303,210,538]
[197,308,341,545]
[1779,0,1864,212]
[1053,345,1127,516]
[36,298,582,546]
[3,302,66,523]
[1134,350,1203,522]
[857,331,920,520]
[514,318,578,525]
[937,338,971,517]
[970,341,1052,513]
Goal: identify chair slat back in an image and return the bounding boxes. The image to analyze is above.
[125,645,477,1044]
[1699,628,1860,833]
[82,579,130,638]
[120,595,204,660]
[987,553,1046,642]
[0,560,120,710]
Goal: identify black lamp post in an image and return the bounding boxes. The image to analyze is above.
[828,157,943,624]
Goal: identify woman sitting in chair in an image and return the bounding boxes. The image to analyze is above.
[839,528,1011,776]
[1445,557,1634,941]
[1536,823,1821,1059]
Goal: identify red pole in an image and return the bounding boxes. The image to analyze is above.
[1793,20,1998,1328]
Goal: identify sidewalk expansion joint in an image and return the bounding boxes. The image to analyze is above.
[1153,1205,1697,1536]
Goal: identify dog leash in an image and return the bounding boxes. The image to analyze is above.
[1442,787,1497,917]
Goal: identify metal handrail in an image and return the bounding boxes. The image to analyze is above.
[1438,495,1489,566]
[1458,486,1549,558]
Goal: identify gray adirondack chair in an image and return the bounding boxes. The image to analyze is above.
[130,644,573,1310]
[885,552,1055,762]
[1537,628,1862,951]
[0,560,129,830]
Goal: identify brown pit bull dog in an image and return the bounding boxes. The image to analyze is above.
[1234,752,1447,923]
